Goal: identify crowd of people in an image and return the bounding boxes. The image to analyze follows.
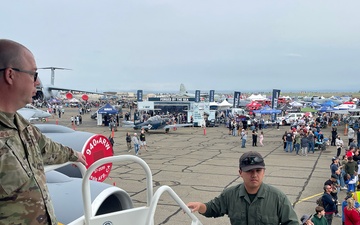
[298,123,360,225]
[222,109,360,224]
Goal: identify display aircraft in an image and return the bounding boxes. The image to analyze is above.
[122,115,193,133]
[179,83,220,101]
[17,104,51,122]
[34,66,106,101]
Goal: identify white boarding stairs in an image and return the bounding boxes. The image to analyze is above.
[67,155,203,225]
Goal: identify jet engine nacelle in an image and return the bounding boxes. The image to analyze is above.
[35,124,113,181]
[47,171,133,224]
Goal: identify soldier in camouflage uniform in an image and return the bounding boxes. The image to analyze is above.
[0,39,87,225]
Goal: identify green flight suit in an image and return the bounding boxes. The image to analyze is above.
[203,182,299,225]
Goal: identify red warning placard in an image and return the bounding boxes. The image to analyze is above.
[82,134,113,182]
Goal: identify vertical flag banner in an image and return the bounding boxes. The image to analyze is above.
[271,89,281,121]
[233,91,241,108]
[137,90,143,102]
[209,90,215,102]
[195,90,200,103]
[271,89,281,109]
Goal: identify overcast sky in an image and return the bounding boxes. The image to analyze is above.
[2,1,360,93]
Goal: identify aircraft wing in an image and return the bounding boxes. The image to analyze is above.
[17,108,36,121]
[121,120,135,127]
[164,123,193,129]
[17,107,51,121]
[47,85,104,95]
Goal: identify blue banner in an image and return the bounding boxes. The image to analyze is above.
[271,89,281,109]
[195,90,200,103]
[233,91,241,108]
[137,90,143,102]
[209,90,215,102]
[271,89,281,121]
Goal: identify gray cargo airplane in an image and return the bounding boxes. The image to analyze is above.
[34,67,105,100]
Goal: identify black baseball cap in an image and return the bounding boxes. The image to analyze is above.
[300,214,312,224]
[239,151,265,172]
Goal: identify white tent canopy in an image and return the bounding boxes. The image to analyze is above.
[69,98,80,103]
[218,100,232,108]
[247,94,267,101]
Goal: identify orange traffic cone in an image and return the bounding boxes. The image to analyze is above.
[344,124,348,136]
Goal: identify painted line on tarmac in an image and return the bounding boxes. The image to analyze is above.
[295,192,323,205]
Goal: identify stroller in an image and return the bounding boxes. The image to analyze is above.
[315,137,329,151]
[320,121,327,129]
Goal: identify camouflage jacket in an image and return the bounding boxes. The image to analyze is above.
[0,112,79,225]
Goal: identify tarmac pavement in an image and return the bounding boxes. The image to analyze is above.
[42,107,347,224]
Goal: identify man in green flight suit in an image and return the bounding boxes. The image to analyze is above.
[187,151,299,225]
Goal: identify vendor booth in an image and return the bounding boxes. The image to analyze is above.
[97,103,119,126]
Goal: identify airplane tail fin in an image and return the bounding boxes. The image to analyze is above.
[179,83,187,95]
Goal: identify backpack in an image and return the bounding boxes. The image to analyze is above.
[316,196,324,207]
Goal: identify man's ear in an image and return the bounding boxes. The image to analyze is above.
[3,68,15,85]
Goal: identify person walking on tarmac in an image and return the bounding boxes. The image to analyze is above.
[126,132,132,152]
[139,129,148,151]
[132,133,140,155]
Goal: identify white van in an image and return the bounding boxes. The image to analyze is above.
[282,113,306,125]
[231,108,246,115]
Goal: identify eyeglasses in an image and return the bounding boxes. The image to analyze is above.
[241,156,264,166]
[0,68,38,82]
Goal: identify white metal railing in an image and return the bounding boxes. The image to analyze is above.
[146,185,203,225]
[82,155,203,225]
[82,155,153,225]
[46,155,203,225]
